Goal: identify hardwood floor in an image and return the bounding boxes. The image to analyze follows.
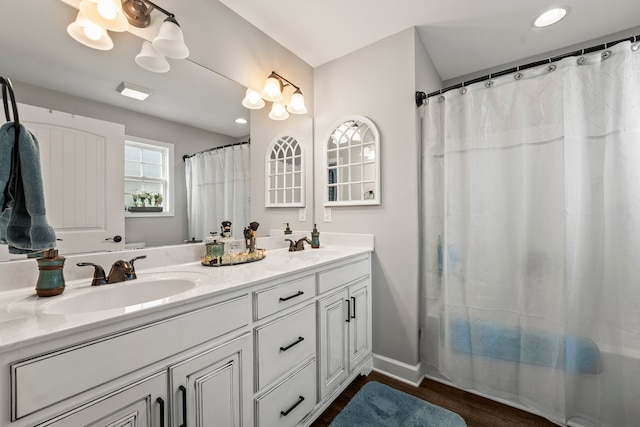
[311,371,559,427]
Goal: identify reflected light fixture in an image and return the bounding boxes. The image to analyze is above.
[533,7,568,28]
[117,81,152,100]
[66,0,189,73]
[242,71,307,121]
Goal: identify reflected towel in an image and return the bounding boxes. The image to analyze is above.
[0,122,56,253]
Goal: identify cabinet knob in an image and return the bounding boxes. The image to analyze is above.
[105,235,123,243]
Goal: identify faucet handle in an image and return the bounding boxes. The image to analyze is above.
[285,239,295,252]
[128,255,147,280]
[77,262,107,286]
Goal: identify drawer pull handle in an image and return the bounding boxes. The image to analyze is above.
[346,299,351,322]
[279,291,304,302]
[351,296,356,319]
[179,385,187,427]
[156,397,165,427]
[280,336,305,352]
[280,395,305,416]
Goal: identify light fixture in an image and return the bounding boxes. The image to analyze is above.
[242,71,308,121]
[135,41,170,73]
[533,7,568,28]
[66,0,189,73]
[117,81,152,100]
[67,11,114,50]
[79,0,129,32]
[269,102,289,121]
[235,118,248,124]
[241,88,265,109]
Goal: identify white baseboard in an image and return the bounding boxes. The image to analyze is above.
[372,353,424,387]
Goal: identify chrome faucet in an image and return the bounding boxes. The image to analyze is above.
[285,237,311,252]
[77,255,147,286]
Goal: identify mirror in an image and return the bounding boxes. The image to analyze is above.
[324,115,380,206]
[0,0,255,260]
[265,134,305,207]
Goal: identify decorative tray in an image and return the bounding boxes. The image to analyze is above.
[201,249,266,267]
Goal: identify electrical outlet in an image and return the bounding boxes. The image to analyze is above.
[299,208,306,222]
[323,208,332,222]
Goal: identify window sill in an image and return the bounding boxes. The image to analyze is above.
[125,210,174,218]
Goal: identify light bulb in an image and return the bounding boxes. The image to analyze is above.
[83,20,104,40]
[97,0,117,19]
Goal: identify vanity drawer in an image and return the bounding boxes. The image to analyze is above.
[255,359,316,427]
[11,294,249,421]
[318,256,370,294]
[255,304,315,390]
[254,274,315,320]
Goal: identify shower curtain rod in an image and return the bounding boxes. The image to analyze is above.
[183,139,250,161]
[416,33,640,105]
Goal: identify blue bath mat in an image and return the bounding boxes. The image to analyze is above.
[330,381,467,427]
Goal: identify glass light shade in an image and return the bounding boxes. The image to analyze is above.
[269,102,289,121]
[79,0,129,32]
[135,41,170,73]
[286,89,307,114]
[261,76,283,102]
[67,12,114,50]
[152,17,190,59]
[242,88,265,109]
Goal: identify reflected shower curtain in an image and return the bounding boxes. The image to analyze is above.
[185,144,250,240]
[421,41,640,426]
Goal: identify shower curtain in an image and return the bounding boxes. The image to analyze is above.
[185,144,250,241]
[421,41,640,426]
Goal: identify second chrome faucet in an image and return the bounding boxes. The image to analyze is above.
[77,255,147,286]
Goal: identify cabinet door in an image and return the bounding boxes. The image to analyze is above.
[348,278,371,371]
[169,333,252,427]
[318,289,348,400]
[40,372,167,427]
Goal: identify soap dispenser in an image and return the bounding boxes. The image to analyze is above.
[311,224,320,248]
[35,249,66,297]
[284,223,292,235]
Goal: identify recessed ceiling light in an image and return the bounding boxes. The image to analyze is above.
[235,118,248,124]
[533,7,568,28]
[116,82,151,100]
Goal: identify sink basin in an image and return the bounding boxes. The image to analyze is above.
[40,275,201,315]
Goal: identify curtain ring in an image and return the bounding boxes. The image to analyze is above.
[438,95,445,102]
[632,42,640,52]
[577,56,587,65]
[514,72,523,80]
[601,50,612,60]
[547,64,557,72]
[459,87,467,95]
[484,80,494,88]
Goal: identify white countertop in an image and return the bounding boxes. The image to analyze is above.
[0,233,373,353]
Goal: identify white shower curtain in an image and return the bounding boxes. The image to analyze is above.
[185,144,250,241]
[421,41,640,426]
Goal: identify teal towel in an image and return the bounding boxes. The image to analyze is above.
[0,122,57,253]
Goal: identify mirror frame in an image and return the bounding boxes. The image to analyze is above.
[264,133,306,207]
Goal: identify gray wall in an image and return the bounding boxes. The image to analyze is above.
[313,28,441,367]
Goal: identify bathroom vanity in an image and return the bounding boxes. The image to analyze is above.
[0,234,373,427]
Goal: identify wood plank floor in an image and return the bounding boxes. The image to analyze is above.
[311,371,559,427]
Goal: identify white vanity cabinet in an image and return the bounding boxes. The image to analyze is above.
[317,259,372,401]
[169,333,252,427]
[253,274,318,427]
[0,247,373,427]
[39,371,168,427]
